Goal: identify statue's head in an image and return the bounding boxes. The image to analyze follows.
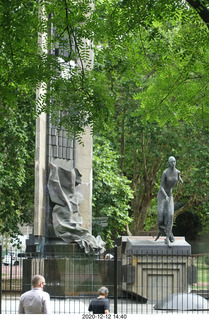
[168,156,176,168]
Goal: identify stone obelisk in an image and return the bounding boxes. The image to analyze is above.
[33,8,93,248]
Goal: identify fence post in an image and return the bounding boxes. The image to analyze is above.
[114,245,118,314]
[0,245,2,314]
[10,255,13,292]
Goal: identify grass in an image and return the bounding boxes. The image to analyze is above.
[191,256,209,290]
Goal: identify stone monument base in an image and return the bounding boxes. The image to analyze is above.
[23,243,103,297]
[121,236,192,301]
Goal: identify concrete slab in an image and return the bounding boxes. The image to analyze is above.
[125,236,191,255]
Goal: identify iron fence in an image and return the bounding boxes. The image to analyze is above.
[1,245,209,314]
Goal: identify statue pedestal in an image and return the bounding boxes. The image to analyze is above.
[121,236,192,301]
[23,243,102,297]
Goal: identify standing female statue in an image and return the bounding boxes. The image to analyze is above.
[155,156,183,247]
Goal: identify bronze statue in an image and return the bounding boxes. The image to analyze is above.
[155,156,183,247]
[47,162,105,254]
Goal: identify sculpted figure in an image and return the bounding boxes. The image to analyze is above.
[155,156,183,247]
[47,162,105,254]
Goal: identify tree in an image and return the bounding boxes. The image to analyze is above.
[0,0,116,237]
[1,0,208,137]
[0,0,209,240]
[37,0,115,139]
[0,93,35,238]
[92,136,133,246]
[186,0,209,29]
[92,0,209,235]
[0,1,39,238]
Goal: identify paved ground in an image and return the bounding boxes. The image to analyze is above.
[1,295,209,315]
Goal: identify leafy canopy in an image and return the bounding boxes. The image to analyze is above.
[0,0,209,240]
[92,137,133,246]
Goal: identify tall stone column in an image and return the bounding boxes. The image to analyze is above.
[34,93,47,238]
[75,128,93,233]
[34,6,48,239]
[32,2,105,255]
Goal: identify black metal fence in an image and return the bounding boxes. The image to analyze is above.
[1,245,209,314]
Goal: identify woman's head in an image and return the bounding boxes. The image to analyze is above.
[98,286,109,296]
[168,156,176,168]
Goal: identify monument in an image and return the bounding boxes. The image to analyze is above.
[121,236,192,301]
[121,157,195,302]
[24,5,105,296]
[32,3,105,254]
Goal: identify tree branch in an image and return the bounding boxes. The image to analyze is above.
[186,0,209,29]
[142,132,148,180]
[174,195,196,220]
[64,0,85,87]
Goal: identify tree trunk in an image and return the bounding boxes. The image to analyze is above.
[131,199,152,235]
[174,195,196,220]
[120,108,125,172]
[131,178,155,234]
[130,146,162,235]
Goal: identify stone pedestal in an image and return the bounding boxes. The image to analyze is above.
[23,243,103,297]
[121,236,192,301]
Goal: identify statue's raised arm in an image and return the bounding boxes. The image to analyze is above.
[155,156,183,247]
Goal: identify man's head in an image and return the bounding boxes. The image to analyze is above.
[98,286,109,297]
[32,275,46,290]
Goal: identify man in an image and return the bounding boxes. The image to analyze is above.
[18,274,51,314]
[88,286,110,314]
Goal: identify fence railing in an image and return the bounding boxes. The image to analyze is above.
[1,246,209,314]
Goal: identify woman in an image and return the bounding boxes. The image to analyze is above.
[88,286,110,314]
[155,156,183,247]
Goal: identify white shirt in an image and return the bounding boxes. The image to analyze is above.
[18,288,51,314]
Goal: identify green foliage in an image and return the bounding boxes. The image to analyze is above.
[144,199,158,231]
[92,1,209,235]
[92,136,133,246]
[0,0,209,239]
[0,1,37,237]
[205,255,209,266]
[133,17,209,128]
[0,1,45,101]
[0,94,35,237]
